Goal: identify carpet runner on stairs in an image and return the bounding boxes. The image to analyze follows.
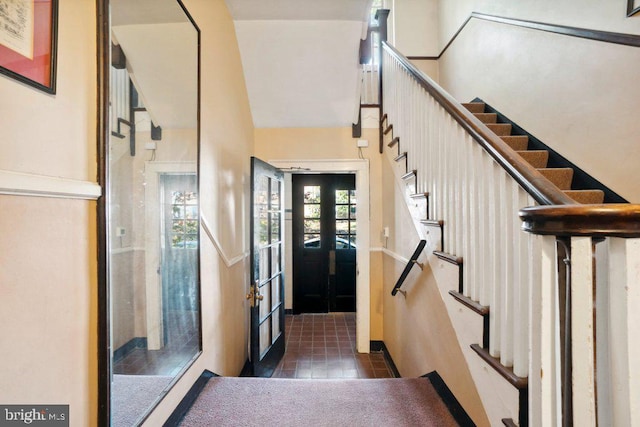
[179,377,462,426]
[463,102,605,204]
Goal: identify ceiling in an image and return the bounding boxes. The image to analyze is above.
[226,0,373,128]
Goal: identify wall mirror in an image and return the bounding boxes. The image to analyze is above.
[107,0,201,425]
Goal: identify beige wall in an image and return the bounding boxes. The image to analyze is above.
[254,127,385,340]
[141,0,256,424]
[435,1,640,202]
[0,1,98,426]
[388,0,440,56]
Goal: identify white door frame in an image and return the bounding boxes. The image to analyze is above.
[144,161,197,350]
[269,159,370,353]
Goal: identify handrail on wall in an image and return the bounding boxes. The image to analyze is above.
[391,240,427,296]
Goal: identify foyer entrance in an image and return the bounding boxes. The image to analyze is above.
[292,174,357,314]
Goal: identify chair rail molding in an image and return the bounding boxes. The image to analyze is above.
[0,169,102,200]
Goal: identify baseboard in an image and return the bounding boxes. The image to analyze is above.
[422,371,475,427]
[113,337,147,362]
[370,340,401,378]
[162,370,217,427]
[239,359,253,377]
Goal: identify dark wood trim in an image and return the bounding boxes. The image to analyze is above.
[380,113,388,124]
[96,0,110,425]
[360,103,380,108]
[387,136,399,148]
[470,344,528,389]
[448,291,488,315]
[162,370,217,427]
[472,12,640,48]
[502,418,518,427]
[519,204,640,237]
[370,341,401,378]
[435,12,640,62]
[112,337,147,362]
[406,56,439,61]
[383,124,393,135]
[383,42,576,207]
[422,371,476,427]
[410,192,429,200]
[433,251,462,266]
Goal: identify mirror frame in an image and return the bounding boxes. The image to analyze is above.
[96,0,202,424]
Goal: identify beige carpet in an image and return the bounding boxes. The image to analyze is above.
[180,377,462,426]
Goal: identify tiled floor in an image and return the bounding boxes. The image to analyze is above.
[272,313,395,379]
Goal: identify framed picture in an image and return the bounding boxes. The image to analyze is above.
[629,0,640,17]
[0,0,58,94]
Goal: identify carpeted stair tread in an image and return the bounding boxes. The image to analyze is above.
[180,377,460,427]
[538,168,574,190]
[564,189,605,204]
[517,150,549,168]
[462,102,485,113]
[486,123,512,136]
[501,135,529,151]
[474,113,498,124]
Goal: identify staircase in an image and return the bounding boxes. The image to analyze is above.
[377,32,640,427]
[462,102,606,205]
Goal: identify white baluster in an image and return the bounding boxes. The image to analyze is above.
[512,186,530,377]
[570,236,597,427]
[607,237,640,427]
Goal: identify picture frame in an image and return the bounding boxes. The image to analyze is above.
[0,0,58,94]
[628,0,640,17]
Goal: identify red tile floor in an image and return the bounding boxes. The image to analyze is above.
[272,313,395,379]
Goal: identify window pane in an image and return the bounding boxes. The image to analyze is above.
[304,234,320,248]
[336,205,348,219]
[335,189,349,204]
[260,247,269,281]
[304,219,321,234]
[304,186,321,203]
[258,211,269,245]
[336,220,349,235]
[351,220,357,234]
[172,220,185,233]
[185,234,198,249]
[185,205,198,219]
[350,190,357,202]
[304,204,321,219]
[350,205,356,219]
[271,179,281,210]
[172,205,184,219]
[271,213,281,243]
[271,244,281,274]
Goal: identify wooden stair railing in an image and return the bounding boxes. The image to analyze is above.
[379,39,640,426]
